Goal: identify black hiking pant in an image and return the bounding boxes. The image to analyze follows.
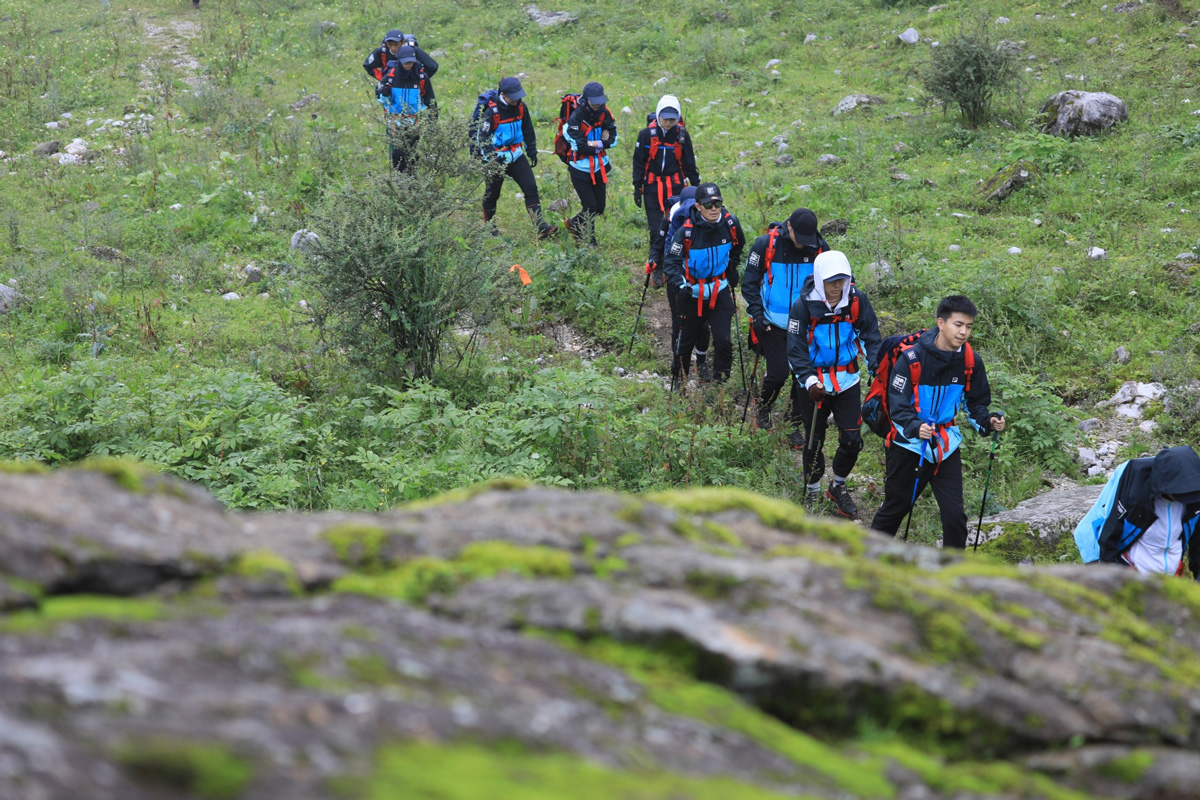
[675,286,733,383]
[667,281,710,376]
[796,385,863,485]
[757,325,803,428]
[645,202,665,264]
[870,444,968,549]
[567,168,607,244]
[482,154,541,221]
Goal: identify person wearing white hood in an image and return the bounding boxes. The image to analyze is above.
[786,250,882,517]
[634,95,700,288]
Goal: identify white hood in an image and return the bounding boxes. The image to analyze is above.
[808,250,853,312]
[656,94,681,123]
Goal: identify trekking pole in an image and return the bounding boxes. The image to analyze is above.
[972,426,1002,552]
[627,272,651,355]
[739,352,761,432]
[804,395,824,492]
[732,300,748,394]
[902,439,927,543]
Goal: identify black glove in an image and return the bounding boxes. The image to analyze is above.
[808,383,826,402]
[633,189,643,208]
[528,151,538,167]
[375,81,386,97]
[726,265,740,289]
[751,317,769,338]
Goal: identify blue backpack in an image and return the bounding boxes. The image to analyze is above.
[469,89,500,158]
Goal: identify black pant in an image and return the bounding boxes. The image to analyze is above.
[796,385,863,484]
[756,325,803,427]
[482,154,541,220]
[645,203,665,263]
[667,282,710,376]
[568,168,607,243]
[870,445,968,549]
[642,173,680,262]
[389,125,419,174]
[676,286,733,382]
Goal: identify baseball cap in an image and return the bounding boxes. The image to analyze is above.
[498,76,525,101]
[583,81,607,105]
[696,182,722,205]
[383,29,404,44]
[787,208,821,247]
[658,107,680,121]
[397,45,417,64]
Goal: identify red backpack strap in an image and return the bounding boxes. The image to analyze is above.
[763,226,780,286]
[963,343,975,392]
[906,346,923,415]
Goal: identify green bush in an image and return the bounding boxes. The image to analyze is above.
[921,16,1020,127]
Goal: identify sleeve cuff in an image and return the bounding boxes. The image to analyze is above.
[804,376,819,389]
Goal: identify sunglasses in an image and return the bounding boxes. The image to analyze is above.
[698,200,722,209]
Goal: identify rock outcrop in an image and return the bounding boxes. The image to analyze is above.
[1,463,1198,800]
[1037,90,1129,137]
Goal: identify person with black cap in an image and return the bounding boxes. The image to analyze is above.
[663,182,745,385]
[380,44,437,173]
[364,31,438,88]
[475,77,558,239]
[652,186,712,380]
[563,81,618,246]
[742,208,830,435]
[785,250,881,517]
[1075,445,1200,578]
[868,295,1005,545]
[634,95,700,287]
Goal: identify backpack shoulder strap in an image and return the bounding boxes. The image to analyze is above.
[963,343,975,391]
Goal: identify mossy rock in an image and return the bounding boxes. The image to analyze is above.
[0,460,49,475]
[71,456,160,493]
[115,739,253,799]
[400,477,535,512]
[231,550,301,595]
[978,522,1081,566]
[0,595,163,634]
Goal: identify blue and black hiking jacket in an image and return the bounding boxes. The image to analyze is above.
[663,206,745,314]
[1074,451,1200,576]
[785,281,881,396]
[742,227,830,330]
[478,96,536,164]
[886,328,994,463]
[564,103,617,182]
[382,61,436,121]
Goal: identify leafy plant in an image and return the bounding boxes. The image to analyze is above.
[1003,132,1081,175]
[921,16,1020,127]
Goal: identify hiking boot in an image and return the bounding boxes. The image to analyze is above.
[787,430,806,450]
[826,482,858,519]
[565,217,585,244]
[651,265,665,288]
[755,403,772,430]
[696,357,713,383]
[805,487,821,510]
[536,222,560,240]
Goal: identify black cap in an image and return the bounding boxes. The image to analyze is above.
[383,29,404,44]
[658,106,680,121]
[397,45,417,63]
[696,182,722,204]
[787,208,821,247]
[583,81,607,105]
[498,76,525,101]
[1151,446,1200,503]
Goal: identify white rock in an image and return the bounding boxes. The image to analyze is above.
[804,34,817,44]
[1136,382,1165,401]
[168,203,182,211]
[221,292,241,301]
[64,139,89,155]
[1087,465,1107,477]
[45,121,59,129]
[60,112,73,120]
[1176,252,1198,261]
[770,70,781,77]
[1007,247,1022,255]
[766,59,782,68]
[1139,420,1159,434]
[898,28,920,45]
[1087,247,1108,261]
[653,76,670,87]
[996,16,1010,23]
[1078,447,1098,466]
[949,244,961,252]
[621,106,632,115]
[54,153,80,165]
[951,212,970,219]
[1033,218,1043,226]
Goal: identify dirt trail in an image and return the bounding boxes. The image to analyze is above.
[629,261,675,362]
[139,16,203,90]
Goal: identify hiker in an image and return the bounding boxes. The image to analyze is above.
[563,82,618,245]
[785,250,881,517]
[650,187,712,380]
[380,45,437,173]
[474,77,558,239]
[743,208,830,434]
[868,295,1005,547]
[663,182,745,385]
[364,31,436,86]
[1074,445,1200,577]
[634,95,699,287]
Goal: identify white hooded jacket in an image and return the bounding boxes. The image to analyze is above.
[807,250,853,314]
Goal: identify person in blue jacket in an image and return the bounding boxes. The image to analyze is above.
[785,250,881,517]
[1074,445,1200,577]
[380,45,437,173]
[743,208,830,434]
[651,187,711,380]
[868,295,1005,547]
[663,182,745,385]
[563,82,618,246]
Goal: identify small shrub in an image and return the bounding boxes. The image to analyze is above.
[1003,131,1081,174]
[1158,124,1200,148]
[921,16,1020,127]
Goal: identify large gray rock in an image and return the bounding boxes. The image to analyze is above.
[525,4,578,28]
[1037,90,1129,137]
[832,94,886,116]
[33,140,61,156]
[978,485,1103,546]
[0,283,20,314]
[1,470,1199,799]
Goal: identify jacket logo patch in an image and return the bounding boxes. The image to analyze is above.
[788,320,800,334]
[892,374,908,393]
[951,376,959,383]
[749,253,760,266]
[670,243,682,255]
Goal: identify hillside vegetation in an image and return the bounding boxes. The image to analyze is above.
[1,0,1199,546]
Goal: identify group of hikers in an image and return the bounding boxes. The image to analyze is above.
[361,32,1200,582]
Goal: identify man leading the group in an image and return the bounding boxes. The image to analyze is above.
[869,295,1006,548]
[743,208,830,436]
[785,250,881,517]
[663,182,745,386]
